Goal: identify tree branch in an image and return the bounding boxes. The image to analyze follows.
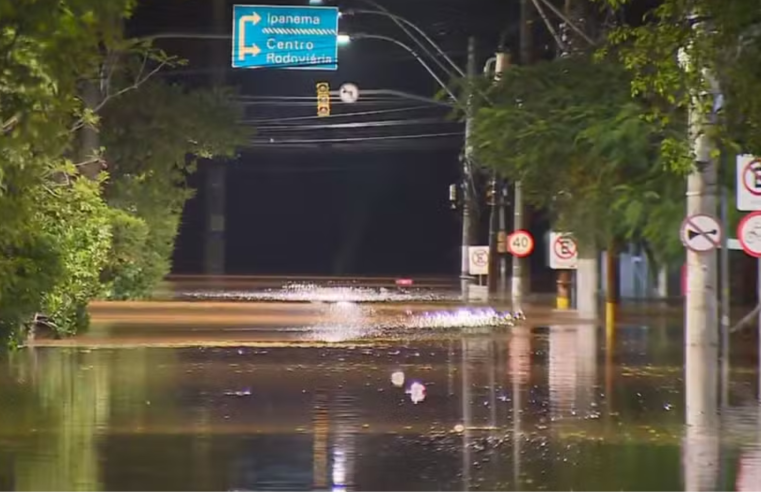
[1,113,21,134]
[69,57,169,134]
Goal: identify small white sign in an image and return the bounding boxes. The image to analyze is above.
[680,213,721,253]
[468,246,489,275]
[549,232,578,270]
[737,154,761,211]
[737,211,761,258]
[339,83,359,103]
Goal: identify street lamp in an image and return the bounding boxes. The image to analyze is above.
[308,0,463,79]
[337,33,458,104]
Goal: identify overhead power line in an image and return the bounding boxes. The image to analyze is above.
[239,105,438,124]
[256,117,460,131]
[251,131,463,145]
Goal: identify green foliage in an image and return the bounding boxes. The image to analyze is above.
[38,176,113,335]
[0,0,248,346]
[599,0,761,163]
[100,80,250,300]
[470,54,685,261]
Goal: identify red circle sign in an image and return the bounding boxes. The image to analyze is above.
[743,159,761,196]
[737,211,761,257]
[507,230,535,257]
[553,235,577,259]
[471,250,488,266]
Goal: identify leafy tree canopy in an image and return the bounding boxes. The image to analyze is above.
[470,54,684,261]
[598,0,761,167]
[101,80,250,299]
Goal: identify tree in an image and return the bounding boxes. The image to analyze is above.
[99,80,250,299]
[0,0,137,345]
[470,54,685,263]
[600,0,761,164]
[0,1,245,346]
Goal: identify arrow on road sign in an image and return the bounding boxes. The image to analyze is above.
[232,5,340,70]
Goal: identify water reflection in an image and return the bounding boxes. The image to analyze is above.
[0,322,758,491]
[682,344,720,491]
[548,325,598,418]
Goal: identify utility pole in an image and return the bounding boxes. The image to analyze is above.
[487,53,510,294]
[204,0,227,276]
[461,36,477,296]
[683,44,719,350]
[680,18,719,437]
[512,0,534,303]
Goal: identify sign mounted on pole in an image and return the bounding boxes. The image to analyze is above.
[737,211,761,258]
[548,232,578,270]
[680,213,722,253]
[737,154,761,211]
[232,4,340,70]
[507,230,534,258]
[339,83,359,103]
[468,246,489,276]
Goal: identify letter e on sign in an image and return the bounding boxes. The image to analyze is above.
[549,232,578,270]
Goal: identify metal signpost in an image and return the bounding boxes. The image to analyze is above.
[232,4,340,70]
[737,210,761,402]
[468,246,490,302]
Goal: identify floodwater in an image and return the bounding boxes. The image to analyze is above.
[1,290,761,490]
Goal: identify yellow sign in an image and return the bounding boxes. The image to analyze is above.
[316,82,330,117]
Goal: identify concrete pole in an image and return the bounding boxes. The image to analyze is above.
[511,0,534,304]
[684,72,719,351]
[204,0,227,276]
[460,37,477,296]
[487,54,509,294]
[605,244,619,327]
[576,246,599,319]
[656,265,669,298]
[680,28,720,473]
[498,188,508,295]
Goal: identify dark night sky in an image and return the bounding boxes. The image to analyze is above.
[126,0,558,280]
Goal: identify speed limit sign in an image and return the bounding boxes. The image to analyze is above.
[507,230,535,257]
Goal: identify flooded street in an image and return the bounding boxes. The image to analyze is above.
[1,285,760,490]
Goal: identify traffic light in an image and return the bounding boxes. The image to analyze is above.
[316,82,330,117]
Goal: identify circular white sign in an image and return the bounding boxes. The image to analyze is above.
[471,249,488,266]
[742,159,761,197]
[738,211,761,257]
[507,230,535,257]
[680,214,722,253]
[339,83,359,103]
